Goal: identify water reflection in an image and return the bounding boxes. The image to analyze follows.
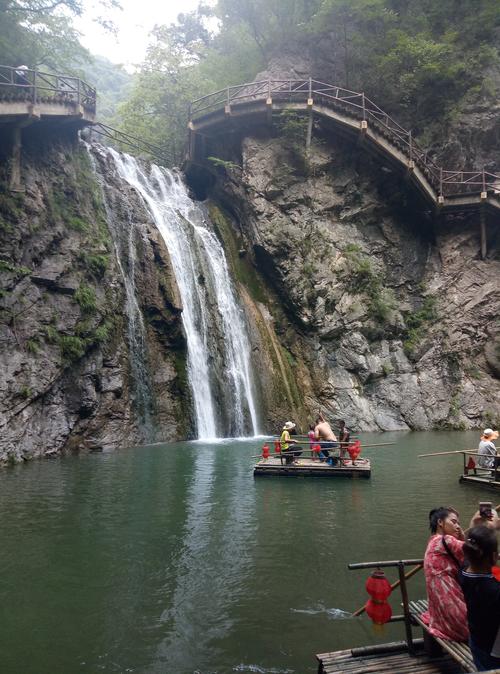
[0,431,486,674]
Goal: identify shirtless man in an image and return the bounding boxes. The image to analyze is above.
[314,414,338,462]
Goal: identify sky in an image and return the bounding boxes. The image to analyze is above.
[76,0,202,67]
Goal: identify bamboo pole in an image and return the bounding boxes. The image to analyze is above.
[418,449,482,458]
[352,564,423,617]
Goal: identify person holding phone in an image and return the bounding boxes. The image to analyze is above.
[469,503,500,531]
[460,526,500,671]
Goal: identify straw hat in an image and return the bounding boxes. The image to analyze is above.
[283,421,296,430]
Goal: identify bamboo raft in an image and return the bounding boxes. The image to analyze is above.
[419,449,500,492]
[253,455,371,478]
[315,558,494,674]
[317,641,458,674]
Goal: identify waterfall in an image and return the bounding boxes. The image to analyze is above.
[106,149,259,440]
[88,146,155,440]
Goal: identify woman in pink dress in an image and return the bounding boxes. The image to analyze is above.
[422,506,469,642]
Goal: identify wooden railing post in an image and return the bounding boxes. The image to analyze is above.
[398,561,415,655]
[439,167,443,196]
[308,76,312,99]
[409,130,413,162]
[482,168,486,193]
[32,69,37,104]
[362,92,366,121]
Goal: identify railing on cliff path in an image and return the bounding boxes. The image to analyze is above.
[189,78,500,201]
[88,123,173,166]
[0,65,96,113]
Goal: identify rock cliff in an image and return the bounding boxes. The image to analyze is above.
[207,123,500,431]
[0,133,188,464]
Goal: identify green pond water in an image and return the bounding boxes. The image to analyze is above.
[0,430,491,674]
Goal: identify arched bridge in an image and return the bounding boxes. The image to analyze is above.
[188,78,500,217]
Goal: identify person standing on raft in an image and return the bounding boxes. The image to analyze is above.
[338,419,350,464]
[314,413,338,462]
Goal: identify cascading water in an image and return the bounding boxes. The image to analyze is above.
[106,148,259,440]
[88,146,155,440]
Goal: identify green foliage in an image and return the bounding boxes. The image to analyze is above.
[74,283,97,314]
[0,0,121,72]
[67,216,90,233]
[403,295,438,357]
[207,156,240,171]
[20,385,32,399]
[79,252,109,278]
[0,260,31,277]
[343,247,396,324]
[44,325,59,343]
[25,338,39,354]
[117,0,500,154]
[79,55,132,125]
[60,335,85,362]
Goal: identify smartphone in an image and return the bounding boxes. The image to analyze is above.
[479,501,493,519]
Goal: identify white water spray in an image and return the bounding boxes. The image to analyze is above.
[107,149,259,439]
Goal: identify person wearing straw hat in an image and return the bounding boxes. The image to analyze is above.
[478,428,499,470]
[280,421,300,465]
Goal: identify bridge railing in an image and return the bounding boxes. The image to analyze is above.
[190,78,500,199]
[0,65,96,113]
[87,122,173,165]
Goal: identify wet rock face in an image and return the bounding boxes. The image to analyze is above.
[0,139,187,464]
[212,130,500,431]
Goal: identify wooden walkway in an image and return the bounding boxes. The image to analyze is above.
[188,79,500,215]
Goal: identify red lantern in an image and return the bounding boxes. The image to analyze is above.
[365,598,392,625]
[348,440,362,461]
[262,444,270,459]
[365,569,392,601]
[365,569,392,625]
[274,440,281,454]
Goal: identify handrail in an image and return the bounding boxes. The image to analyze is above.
[88,122,173,165]
[349,558,424,655]
[0,65,96,113]
[189,78,500,199]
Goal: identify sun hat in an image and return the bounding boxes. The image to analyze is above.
[483,428,494,436]
[283,421,295,430]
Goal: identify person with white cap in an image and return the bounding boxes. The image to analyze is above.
[280,421,300,465]
[477,428,499,471]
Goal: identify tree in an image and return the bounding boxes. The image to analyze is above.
[0,0,120,71]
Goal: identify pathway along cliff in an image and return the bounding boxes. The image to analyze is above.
[1,63,499,462]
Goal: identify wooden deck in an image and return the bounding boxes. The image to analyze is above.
[317,641,458,674]
[460,474,500,491]
[253,456,371,478]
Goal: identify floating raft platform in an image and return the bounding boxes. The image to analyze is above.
[459,473,500,492]
[317,640,460,674]
[253,456,371,478]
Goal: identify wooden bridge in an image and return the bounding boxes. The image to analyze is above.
[188,79,500,229]
[0,65,96,123]
[0,65,96,190]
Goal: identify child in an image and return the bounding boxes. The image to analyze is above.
[460,526,500,671]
